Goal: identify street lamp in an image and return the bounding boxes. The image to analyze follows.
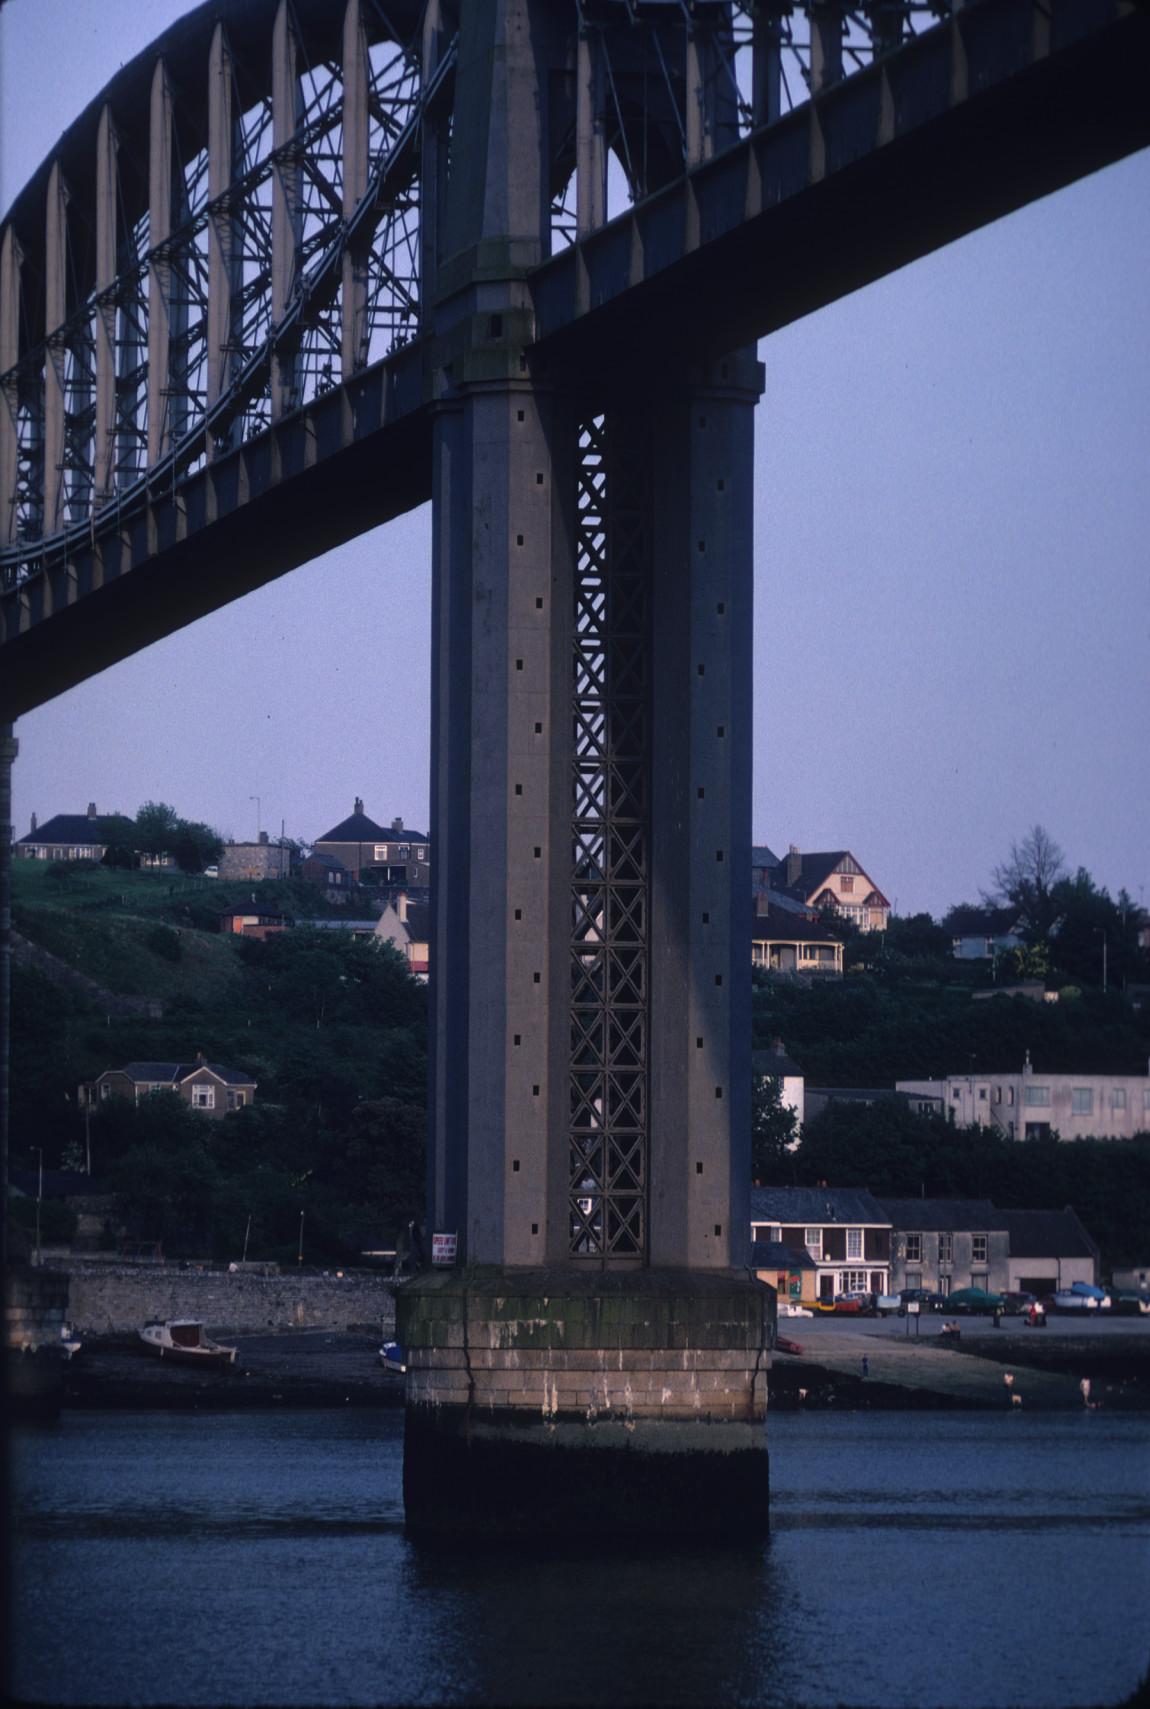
[1095,927,1108,993]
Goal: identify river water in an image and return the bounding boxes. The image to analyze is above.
[8,1408,1149,1708]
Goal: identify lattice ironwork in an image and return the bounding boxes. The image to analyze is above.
[569,413,650,1261]
[0,11,447,580]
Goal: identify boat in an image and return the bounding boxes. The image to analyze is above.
[379,1340,407,1374]
[139,1320,237,1367]
[60,1323,82,1360]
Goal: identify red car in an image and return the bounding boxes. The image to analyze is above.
[833,1292,875,1315]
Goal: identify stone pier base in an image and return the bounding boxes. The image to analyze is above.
[396,1268,773,1538]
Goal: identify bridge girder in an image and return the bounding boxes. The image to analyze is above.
[0,0,1147,722]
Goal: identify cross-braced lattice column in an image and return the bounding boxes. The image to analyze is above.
[428,359,760,1273]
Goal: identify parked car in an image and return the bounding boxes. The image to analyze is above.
[874,1294,902,1316]
[1069,1281,1111,1308]
[947,1287,1005,1314]
[1001,1291,1038,1316]
[1113,1293,1150,1316]
[833,1292,875,1315]
[898,1288,944,1315]
[778,1302,814,1318]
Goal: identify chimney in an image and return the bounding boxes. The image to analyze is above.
[30,812,37,834]
[259,831,269,845]
[397,891,408,923]
[195,1050,206,1065]
[354,797,364,815]
[786,844,802,887]
[391,817,404,833]
[87,802,98,819]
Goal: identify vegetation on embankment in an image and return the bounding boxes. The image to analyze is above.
[10,863,428,1269]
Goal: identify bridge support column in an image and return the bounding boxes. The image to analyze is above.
[0,724,17,1249]
[410,353,769,1537]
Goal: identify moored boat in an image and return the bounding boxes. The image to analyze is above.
[139,1320,237,1367]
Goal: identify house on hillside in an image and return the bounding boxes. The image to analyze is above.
[750,1186,892,1304]
[17,804,110,863]
[299,850,350,897]
[877,1198,1008,1296]
[750,901,843,976]
[80,1055,256,1117]
[219,832,293,881]
[219,907,290,940]
[896,1055,1150,1140]
[757,845,891,932]
[947,905,1026,960]
[374,895,430,980]
[313,800,430,886]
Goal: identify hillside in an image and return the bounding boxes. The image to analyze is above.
[8,863,428,1266]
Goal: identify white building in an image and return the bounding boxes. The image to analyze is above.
[897,1054,1150,1140]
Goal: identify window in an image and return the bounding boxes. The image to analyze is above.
[906,1271,922,1290]
[1024,1085,1050,1107]
[843,1270,868,1293]
[906,1233,922,1263]
[840,875,854,893]
[1144,1089,1150,1113]
[99,1083,113,1100]
[1072,1087,1093,1115]
[972,1234,988,1263]
[978,1087,988,1101]
[191,1085,215,1110]
[938,1232,953,1264]
[846,1228,863,1260]
[398,844,410,859]
[226,1090,247,1111]
[938,1275,951,1297]
[804,1228,822,1254]
[1007,1087,1015,1105]
[993,1086,1002,1104]
[1112,1088,1127,1111]
[951,1088,961,1101]
[374,845,389,861]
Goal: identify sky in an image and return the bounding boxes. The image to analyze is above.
[2,0,1148,918]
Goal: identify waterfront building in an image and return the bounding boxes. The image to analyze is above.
[896,1054,1150,1140]
[750,1186,892,1303]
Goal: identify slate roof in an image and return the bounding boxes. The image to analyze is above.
[750,905,839,943]
[18,813,108,844]
[103,1060,255,1087]
[877,1197,1002,1232]
[750,1239,816,1270]
[774,851,891,908]
[751,844,780,870]
[315,809,388,844]
[750,1185,890,1226]
[997,1208,1098,1260]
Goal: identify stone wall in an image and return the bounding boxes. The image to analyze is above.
[61,1263,397,1336]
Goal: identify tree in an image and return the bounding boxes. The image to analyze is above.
[751,1075,798,1181]
[132,802,223,872]
[989,825,1066,940]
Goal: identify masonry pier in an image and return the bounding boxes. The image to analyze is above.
[398,1269,771,1538]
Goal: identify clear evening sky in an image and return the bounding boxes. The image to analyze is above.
[2,0,1147,918]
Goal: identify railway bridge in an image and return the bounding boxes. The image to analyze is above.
[2,0,1146,1534]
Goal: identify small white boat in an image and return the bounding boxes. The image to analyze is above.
[379,1341,407,1374]
[139,1320,237,1368]
[60,1323,82,1360]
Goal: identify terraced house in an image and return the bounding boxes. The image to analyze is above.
[750,1187,892,1304]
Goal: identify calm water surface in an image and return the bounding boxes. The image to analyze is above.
[8,1408,1149,1708]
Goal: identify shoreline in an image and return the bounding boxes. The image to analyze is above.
[51,1326,1150,1413]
